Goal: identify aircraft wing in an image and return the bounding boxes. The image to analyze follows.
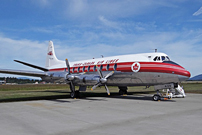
[0,69,47,77]
[14,60,49,72]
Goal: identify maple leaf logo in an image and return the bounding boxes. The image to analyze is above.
[133,63,139,70]
[48,51,53,56]
[131,62,140,72]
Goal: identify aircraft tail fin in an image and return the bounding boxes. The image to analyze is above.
[46,41,64,68]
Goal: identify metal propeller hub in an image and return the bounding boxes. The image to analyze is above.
[100,78,107,83]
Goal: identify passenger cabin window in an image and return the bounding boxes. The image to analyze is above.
[93,65,96,71]
[100,65,103,71]
[77,67,80,72]
[106,64,109,71]
[87,66,90,72]
[72,67,75,73]
[113,63,117,70]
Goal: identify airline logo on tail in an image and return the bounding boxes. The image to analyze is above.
[48,51,53,56]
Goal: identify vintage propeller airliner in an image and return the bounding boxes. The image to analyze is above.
[0,41,191,101]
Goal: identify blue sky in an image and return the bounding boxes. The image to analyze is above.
[0,0,202,78]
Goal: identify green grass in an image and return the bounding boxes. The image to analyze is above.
[181,83,202,94]
[0,82,201,102]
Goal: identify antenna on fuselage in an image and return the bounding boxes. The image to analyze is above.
[101,55,104,58]
[151,49,157,52]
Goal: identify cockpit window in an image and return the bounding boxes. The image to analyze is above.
[153,56,161,61]
[154,56,170,61]
[166,56,170,61]
[153,56,158,61]
[161,56,165,61]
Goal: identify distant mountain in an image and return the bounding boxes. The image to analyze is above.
[189,74,202,81]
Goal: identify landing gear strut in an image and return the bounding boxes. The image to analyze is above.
[118,86,128,95]
[69,82,80,98]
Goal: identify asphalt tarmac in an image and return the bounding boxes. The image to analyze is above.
[0,94,202,135]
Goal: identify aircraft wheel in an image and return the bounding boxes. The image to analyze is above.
[70,91,80,98]
[119,90,123,95]
[153,94,160,101]
[119,90,127,95]
[70,92,75,98]
[75,91,80,98]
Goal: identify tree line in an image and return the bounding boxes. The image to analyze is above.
[0,77,42,84]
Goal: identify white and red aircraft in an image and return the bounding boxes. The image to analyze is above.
[0,41,191,100]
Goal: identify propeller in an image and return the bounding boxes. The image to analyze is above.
[65,59,75,81]
[91,65,114,95]
[65,59,75,97]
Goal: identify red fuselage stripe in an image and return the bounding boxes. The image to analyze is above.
[49,62,191,77]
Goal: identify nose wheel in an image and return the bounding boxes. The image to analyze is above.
[152,94,161,101]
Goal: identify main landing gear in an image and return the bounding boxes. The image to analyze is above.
[118,86,128,95]
[69,82,80,98]
[70,90,80,98]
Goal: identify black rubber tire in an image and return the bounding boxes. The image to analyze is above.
[70,92,75,98]
[75,91,80,98]
[119,90,127,95]
[119,90,124,95]
[153,94,160,101]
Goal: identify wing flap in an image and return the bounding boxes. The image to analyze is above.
[0,69,47,77]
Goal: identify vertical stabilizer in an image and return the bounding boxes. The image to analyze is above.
[46,41,64,68]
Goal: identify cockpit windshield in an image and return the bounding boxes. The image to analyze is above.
[153,56,170,61]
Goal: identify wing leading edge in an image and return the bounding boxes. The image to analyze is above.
[0,69,47,77]
[14,60,49,72]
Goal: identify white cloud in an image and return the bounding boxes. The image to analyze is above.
[193,6,202,16]
[63,0,179,21]
[0,36,47,69]
[98,16,121,30]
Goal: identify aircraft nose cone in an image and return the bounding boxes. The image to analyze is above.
[178,70,191,81]
[186,70,191,78]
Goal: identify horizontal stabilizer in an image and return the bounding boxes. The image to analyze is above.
[0,69,47,77]
[14,60,49,72]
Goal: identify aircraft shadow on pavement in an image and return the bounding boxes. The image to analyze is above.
[0,91,176,103]
[76,92,176,102]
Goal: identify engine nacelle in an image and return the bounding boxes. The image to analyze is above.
[66,75,75,81]
[80,76,100,85]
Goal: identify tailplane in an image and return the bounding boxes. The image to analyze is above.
[46,41,64,68]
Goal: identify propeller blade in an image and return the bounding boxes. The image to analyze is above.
[91,82,101,91]
[105,71,114,79]
[65,59,70,74]
[96,65,104,78]
[70,81,75,91]
[105,84,110,95]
